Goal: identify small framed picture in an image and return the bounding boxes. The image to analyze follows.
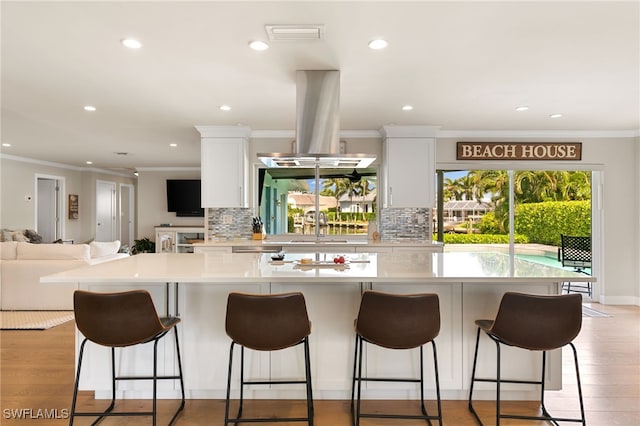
[68,194,79,219]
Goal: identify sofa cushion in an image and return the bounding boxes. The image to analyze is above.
[89,240,121,258]
[16,242,90,261]
[1,241,18,260]
[1,230,29,242]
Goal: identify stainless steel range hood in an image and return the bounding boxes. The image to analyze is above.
[258,70,376,168]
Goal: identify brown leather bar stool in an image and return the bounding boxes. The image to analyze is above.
[351,290,442,425]
[70,289,185,426]
[224,291,313,425]
[468,292,586,425]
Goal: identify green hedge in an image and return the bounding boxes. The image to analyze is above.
[514,201,590,246]
[440,233,529,244]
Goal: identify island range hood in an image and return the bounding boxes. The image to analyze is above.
[258,70,376,168]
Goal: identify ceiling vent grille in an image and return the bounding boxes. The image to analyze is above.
[265,24,324,41]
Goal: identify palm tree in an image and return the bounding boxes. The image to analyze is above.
[320,178,349,221]
[444,177,461,200]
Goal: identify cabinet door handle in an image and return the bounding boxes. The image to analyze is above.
[389,186,393,206]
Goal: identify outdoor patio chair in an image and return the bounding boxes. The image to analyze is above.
[558,234,592,297]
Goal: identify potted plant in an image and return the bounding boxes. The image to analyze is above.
[131,237,155,254]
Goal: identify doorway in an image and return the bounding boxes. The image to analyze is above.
[96,180,116,242]
[36,175,64,243]
[119,183,135,247]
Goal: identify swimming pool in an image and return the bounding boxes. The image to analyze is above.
[516,253,591,274]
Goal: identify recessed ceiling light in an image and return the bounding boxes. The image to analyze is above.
[84,105,96,112]
[249,40,269,51]
[2,143,11,147]
[169,143,178,147]
[550,113,563,118]
[220,105,232,111]
[121,38,142,49]
[85,161,93,165]
[515,106,529,112]
[368,39,388,50]
[401,105,414,111]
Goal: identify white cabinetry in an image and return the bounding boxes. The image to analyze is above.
[381,126,436,208]
[155,227,205,253]
[198,126,250,208]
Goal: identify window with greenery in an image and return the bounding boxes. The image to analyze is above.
[259,168,377,237]
[436,169,592,249]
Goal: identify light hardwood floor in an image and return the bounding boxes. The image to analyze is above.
[1,303,638,425]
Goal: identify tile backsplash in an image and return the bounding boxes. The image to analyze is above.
[207,208,253,240]
[379,207,432,241]
[207,206,432,242]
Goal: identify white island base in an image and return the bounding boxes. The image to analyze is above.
[42,252,592,401]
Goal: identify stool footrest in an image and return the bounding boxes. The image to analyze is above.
[226,417,310,423]
[242,379,307,385]
[360,412,440,420]
[359,377,421,383]
[472,377,542,385]
[116,375,182,381]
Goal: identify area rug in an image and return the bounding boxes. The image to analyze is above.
[0,311,74,330]
[582,305,611,318]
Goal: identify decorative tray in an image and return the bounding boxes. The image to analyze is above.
[293,260,350,269]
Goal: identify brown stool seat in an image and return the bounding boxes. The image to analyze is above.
[352,290,443,425]
[224,291,314,425]
[468,291,586,425]
[70,289,185,426]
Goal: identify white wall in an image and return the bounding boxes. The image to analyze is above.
[136,169,205,241]
[436,136,639,305]
[0,156,136,243]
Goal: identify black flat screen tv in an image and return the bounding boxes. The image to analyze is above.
[166,179,204,217]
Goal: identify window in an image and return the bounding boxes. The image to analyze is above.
[258,168,377,237]
[435,168,593,270]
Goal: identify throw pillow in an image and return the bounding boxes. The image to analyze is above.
[89,240,121,258]
[24,229,43,243]
[11,231,29,242]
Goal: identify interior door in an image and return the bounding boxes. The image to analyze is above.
[37,178,59,242]
[96,180,116,242]
[119,183,135,247]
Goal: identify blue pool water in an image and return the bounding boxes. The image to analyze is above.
[516,253,591,274]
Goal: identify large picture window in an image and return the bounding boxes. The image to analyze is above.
[258,167,377,237]
[436,168,594,277]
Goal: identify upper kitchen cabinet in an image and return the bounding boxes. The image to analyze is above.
[197,126,251,208]
[381,126,437,208]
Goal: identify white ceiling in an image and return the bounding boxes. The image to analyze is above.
[2,1,638,173]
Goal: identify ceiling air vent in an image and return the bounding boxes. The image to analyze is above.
[265,24,325,41]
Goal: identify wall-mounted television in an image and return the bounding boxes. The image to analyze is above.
[166,179,204,217]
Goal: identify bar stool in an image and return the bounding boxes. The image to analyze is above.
[70,289,185,426]
[468,292,586,425]
[351,290,442,425]
[224,291,313,425]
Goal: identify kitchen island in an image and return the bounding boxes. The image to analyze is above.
[42,251,592,401]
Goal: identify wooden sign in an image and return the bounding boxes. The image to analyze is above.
[457,142,582,161]
[68,194,79,219]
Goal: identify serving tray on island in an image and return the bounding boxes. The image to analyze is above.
[293,260,350,269]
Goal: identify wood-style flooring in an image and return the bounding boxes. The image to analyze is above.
[1,303,638,425]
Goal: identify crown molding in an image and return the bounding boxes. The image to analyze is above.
[437,129,640,139]
[136,167,200,172]
[0,154,136,178]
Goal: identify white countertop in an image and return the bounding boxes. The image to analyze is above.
[42,251,592,284]
[195,238,443,248]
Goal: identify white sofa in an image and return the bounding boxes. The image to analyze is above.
[0,241,128,310]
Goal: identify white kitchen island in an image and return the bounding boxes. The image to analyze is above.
[42,251,592,401]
